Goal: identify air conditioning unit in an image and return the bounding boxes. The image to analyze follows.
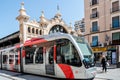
[99,43,104,47]
[104,43,107,46]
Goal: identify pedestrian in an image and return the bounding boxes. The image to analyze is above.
[101,55,107,72]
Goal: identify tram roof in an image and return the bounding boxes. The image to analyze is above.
[39,32,72,40]
[24,33,74,46]
[0,33,77,51]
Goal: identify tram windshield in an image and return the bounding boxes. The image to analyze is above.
[73,36,95,68]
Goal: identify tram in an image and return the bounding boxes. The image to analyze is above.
[0,33,96,80]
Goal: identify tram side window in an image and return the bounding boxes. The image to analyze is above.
[15,55,18,65]
[49,47,54,64]
[25,46,35,64]
[3,55,8,64]
[35,47,43,63]
[9,55,14,64]
[56,39,82,67]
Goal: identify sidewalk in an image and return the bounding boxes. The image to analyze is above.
[95,67,120,80]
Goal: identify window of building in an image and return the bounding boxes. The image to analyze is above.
[92,36,98,47]
[56,39,82,67]
[39,30,42,35]
[92,8,97,14]
[32,28,35,33]
[92,21,98,32]
[112,32,120,45]
[91,0,98,5]
[49,25,67,34]
[91,8,98,18]
[35,47,43,63]
[112,1,119,12]
[36,29,38,34]
[28,27,31,33]
[112,16,119,28]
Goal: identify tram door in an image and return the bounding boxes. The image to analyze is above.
[46,46,55,75]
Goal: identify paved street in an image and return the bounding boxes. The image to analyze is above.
[94,67,120,80]
[0,70,54,80]
[0,67,120,80]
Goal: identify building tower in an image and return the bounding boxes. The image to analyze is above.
[16,2,30,43]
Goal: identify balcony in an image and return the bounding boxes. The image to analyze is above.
[90,12,99,19]
[90,26,99,33]
[90,0,99,6]
[110,6,120,13]
[110,24,120,30]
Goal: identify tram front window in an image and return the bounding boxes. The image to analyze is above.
[73,36,95,68]
[56,39,82,67]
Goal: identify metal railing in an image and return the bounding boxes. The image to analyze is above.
[110,24,120,30]
[90,26,99,33]
[90,0,99,6]
[90,12,99,19]
[110,6,120,13]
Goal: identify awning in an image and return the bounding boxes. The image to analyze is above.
[92,47,107,53]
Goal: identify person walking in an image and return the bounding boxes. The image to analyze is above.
[101,55,107,72]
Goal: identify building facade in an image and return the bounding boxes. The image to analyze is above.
[16,2,78,44]
[0,2,81,50]
[74,18,85,33]
[84,0,120,66]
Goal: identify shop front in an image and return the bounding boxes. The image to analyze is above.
[92,46,117,65]
[107,46,117,65]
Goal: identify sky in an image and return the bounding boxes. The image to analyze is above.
[0,0,84,38]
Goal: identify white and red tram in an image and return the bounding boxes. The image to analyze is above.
[0,33,96,80]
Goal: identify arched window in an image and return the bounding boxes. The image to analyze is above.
[36,29,38,34]
[28,27,31,33]
[39,30,42,35]
[49,25,67,34]
[32,28,35,33]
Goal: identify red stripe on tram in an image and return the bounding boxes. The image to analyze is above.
[15,44,20,48]
[43,47,46,54]
[58,64,74,79]
[24,39,47,46]
[22,50,26,58]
